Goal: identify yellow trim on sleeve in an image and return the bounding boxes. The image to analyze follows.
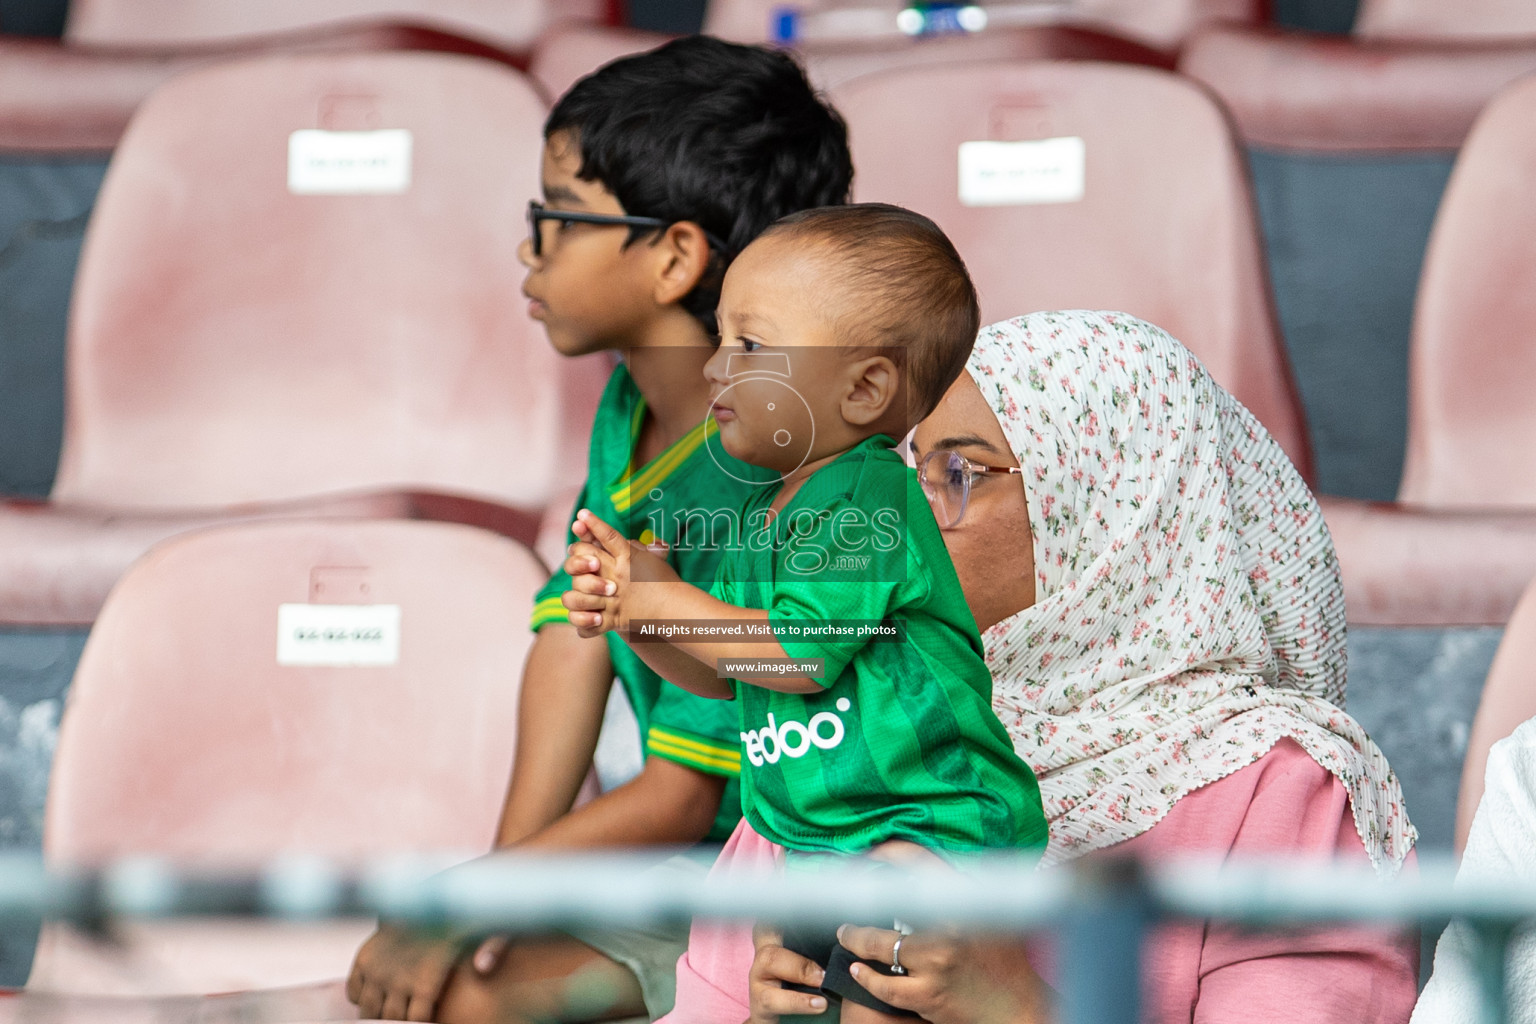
[647,725,741,776]
[530,595,570,630]
[650,725,741,763]
[648,740,742,775]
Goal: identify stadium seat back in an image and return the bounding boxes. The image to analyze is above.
[54,51,597,512]
[44,519,539,866]
[1356,0,1536,41]
[1398,74,1536,507]
[1456,578,1536,853]
[64,0,604,50]
[704,0,1262,53]
[527,23,672,104]
[831,60,1311,478]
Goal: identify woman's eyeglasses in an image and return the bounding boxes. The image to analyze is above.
[917,449,1023,529]
[526,200,729,257]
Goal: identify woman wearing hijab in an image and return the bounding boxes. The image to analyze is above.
[672,311,1419,1024]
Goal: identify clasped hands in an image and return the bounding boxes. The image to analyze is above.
[561,508,677,638]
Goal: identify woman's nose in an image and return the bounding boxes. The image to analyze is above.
[516,236,538,270]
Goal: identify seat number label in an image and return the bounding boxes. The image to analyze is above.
[277,603,402,666]
[958,137,1085,206]
[288,129,413,194]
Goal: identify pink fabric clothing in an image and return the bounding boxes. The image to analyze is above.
[659,740,1419,1024]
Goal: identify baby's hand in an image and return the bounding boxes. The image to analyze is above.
[560,510,680,639]
[562,510,627,639]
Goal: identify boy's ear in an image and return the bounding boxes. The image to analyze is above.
[651,221,714,306]
[840,353,902,428]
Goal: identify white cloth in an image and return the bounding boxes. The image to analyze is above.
[1412,718,1536,1024]
[969,311,1414,873]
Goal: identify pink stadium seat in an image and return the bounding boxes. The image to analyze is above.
[1455,579,1536,854]
[830,60,1313,479]
[64,0,607,52]
[1181,23,1536,151]
[1321,74,1536,625]
[527,23,672,104]
[1355,0,1536,41]
[705,0,1263,55]
[0,51,607,625]
[28,519,544,994]
[0,24,524,153]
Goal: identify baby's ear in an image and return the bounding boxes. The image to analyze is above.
[841,352,902,428]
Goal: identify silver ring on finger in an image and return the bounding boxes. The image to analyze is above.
[890,934,907,975]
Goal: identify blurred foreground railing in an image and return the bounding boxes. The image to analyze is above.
[0,851,1523,1023]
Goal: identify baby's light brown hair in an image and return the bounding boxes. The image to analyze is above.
[761,203,980,427]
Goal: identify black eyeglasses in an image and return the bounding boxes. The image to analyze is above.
[526,200,729,257]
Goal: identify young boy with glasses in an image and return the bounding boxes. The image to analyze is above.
[563,204,1047,1022]
[347,36,851,1024]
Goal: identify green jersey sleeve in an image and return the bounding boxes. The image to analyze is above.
[530,482,591,632]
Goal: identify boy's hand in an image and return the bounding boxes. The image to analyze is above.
[561,509,677,639]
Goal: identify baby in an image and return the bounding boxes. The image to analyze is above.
[562,204,1046,1021]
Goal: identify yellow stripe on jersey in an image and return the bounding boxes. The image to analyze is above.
[610,417,719,515]
[529,595,570,630]
[647,725,741,776]
[650,725,741,764]
[648,739,742,775]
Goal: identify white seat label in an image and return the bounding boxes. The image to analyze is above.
[287,129,412,195]
[958,137,1085,206]
[277,604,402,666]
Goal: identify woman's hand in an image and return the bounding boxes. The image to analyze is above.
[835,925,1055,1024]
[748,923,830,1023]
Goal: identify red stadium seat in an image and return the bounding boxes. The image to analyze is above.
[0,51,607,625]
[526,23,672,105]
[63,0,606,52]
[1454,579,1536,855]
[1355,0,1536,41]
[1321,74,1536,625]
[830,60,1313,479]
[705,0,1263,55]
[0,24,525,154]
[1181,23,1536,152]
[29,519,543,994]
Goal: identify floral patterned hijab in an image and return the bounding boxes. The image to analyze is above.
[971,311,1413,874]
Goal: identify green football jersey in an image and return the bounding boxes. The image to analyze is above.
[533,362,774,841]
[712,434,1047,855]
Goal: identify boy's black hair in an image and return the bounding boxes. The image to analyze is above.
[547,35,853,331]
[764,203,980,426]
